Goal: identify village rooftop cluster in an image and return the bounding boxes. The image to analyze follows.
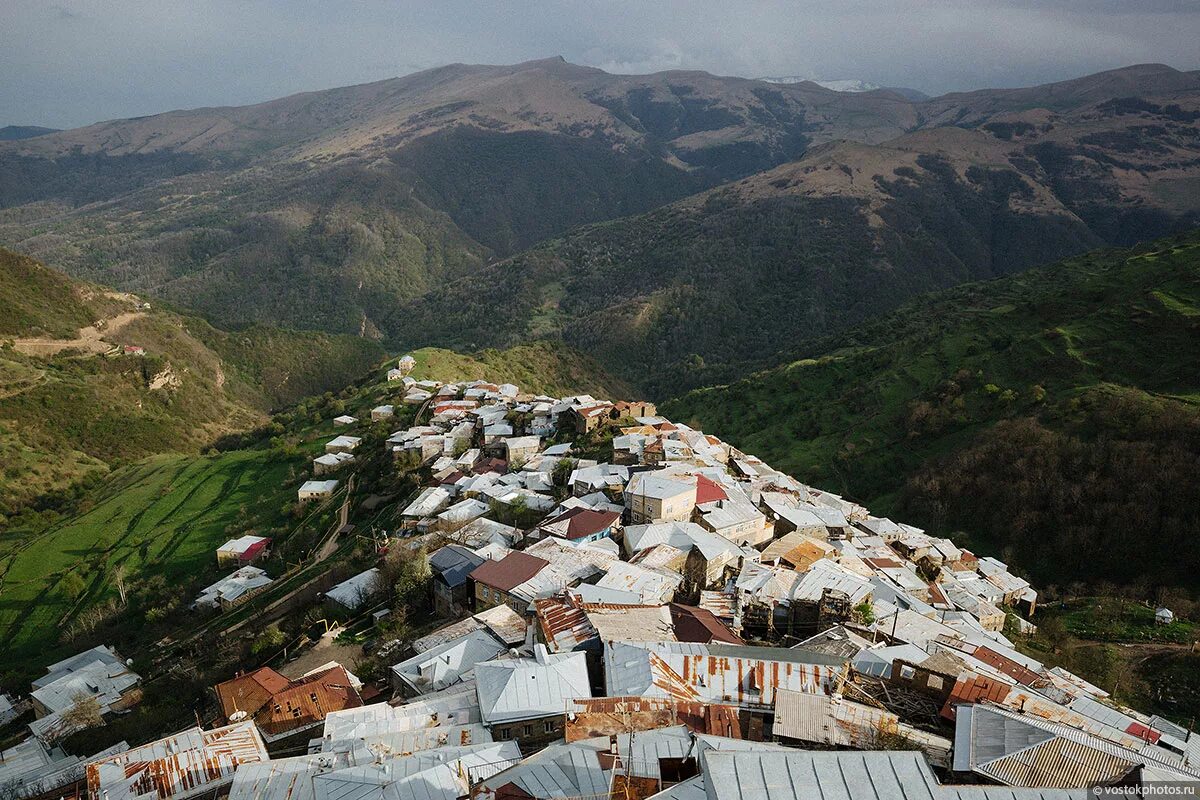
[2,360,1197,800]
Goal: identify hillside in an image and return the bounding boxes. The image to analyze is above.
[401,341,632,399]
[388,81,1200,396]
[0,58,918,334]
[2,60,1196,340]
[663,231,1200,593]
[0,248,384,514]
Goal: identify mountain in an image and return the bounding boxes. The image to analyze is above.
[0,60,1196,354]
[0,57,922,335]
[0,248,384,514]
[0,125,59,141]
[663,230,1200,594]
[387,73,1200,396]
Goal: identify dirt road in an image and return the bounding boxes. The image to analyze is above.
[12,310,144,357]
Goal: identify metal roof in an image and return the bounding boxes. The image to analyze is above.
[324,568,382,609]
[469,550,549,592]
[475,646,592,725]
[87,722,269,800]
[703,750,939,800]
[391,629,507,694]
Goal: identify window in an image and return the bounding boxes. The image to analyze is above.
[498,728,511,740]
[926,675,943,691]
[522,725,532,738]
[544,720,555,733]
[899,664,916,680]
[481,586,490,600]
[292,708,302,718]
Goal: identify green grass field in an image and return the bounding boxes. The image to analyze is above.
[0,449,296,670]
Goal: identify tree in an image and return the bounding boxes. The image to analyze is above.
[61,692,103,731]
[114,564,129,606]
[61,571,86,601]
[251,624,286,655]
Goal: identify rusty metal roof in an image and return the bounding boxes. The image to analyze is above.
[535,595,597,652]
[86,722,268,800]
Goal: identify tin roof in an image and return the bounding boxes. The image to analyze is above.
[86,722,268,800]
[475,646,592,725]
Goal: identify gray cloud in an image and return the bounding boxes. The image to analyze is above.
[1,0,1197,129]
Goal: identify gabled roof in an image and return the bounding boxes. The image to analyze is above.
[694,474,728,504]
[429,544,487,588]
[668,604,743,645]
[475,646,592,725]
[469,551,550,592]
[539,507,621,541]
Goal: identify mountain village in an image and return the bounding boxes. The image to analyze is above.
[1,355,1196,800]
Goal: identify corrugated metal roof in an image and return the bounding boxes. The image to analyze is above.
[772,689,897,747]
[87,722,268,800]
[702,750,939,800]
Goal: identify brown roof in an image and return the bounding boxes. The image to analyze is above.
[469,550,549,592]
[941,673,1013,720]
[669,604,744,645]
[541,507,621,540]
[574,404,614,419]
[252,666,362,737]
[473,457,508,475]
[214,667,294,720]
[972,645,1044,686]
[215,666,362,737]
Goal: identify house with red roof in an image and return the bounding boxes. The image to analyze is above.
[537,507,621,545]
[470,551,551,616]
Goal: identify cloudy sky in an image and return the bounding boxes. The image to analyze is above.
[3,0,1198,129]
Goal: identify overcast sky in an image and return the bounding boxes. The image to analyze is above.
[3,0,1198,129]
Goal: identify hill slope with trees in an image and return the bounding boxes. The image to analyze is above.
[664,231,1200,595]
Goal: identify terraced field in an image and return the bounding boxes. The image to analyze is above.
[0,449,296,669]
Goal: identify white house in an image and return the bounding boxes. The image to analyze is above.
[324,435,361,454]
[298,479,339,502]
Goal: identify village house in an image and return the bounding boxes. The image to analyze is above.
[324,435,361,454]
[429,544,487,616]
[313,451,355,475]
[87,722,268,800]
[469,550,551,616]
[475,645,592,748]
[502,435,541,465]
[193,567,272,610]
[390,628,507,697]
[332,414,358,426]
[695,495,772,547]
[371,404,395,422]
[215,534,271,567]
[324,567,382,615]
[29,645,142,742]
[214,665,362,742]
[536,506,621,545]
[297,479,338,502]
[624,472,697,524]
[568,402,615,435]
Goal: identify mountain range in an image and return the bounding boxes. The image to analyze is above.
[1,59,1198,395]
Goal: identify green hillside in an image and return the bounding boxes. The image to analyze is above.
[402,341,633,399]
[0,249,99,338]
[664,231,1200,593]
[0,249,384,515]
